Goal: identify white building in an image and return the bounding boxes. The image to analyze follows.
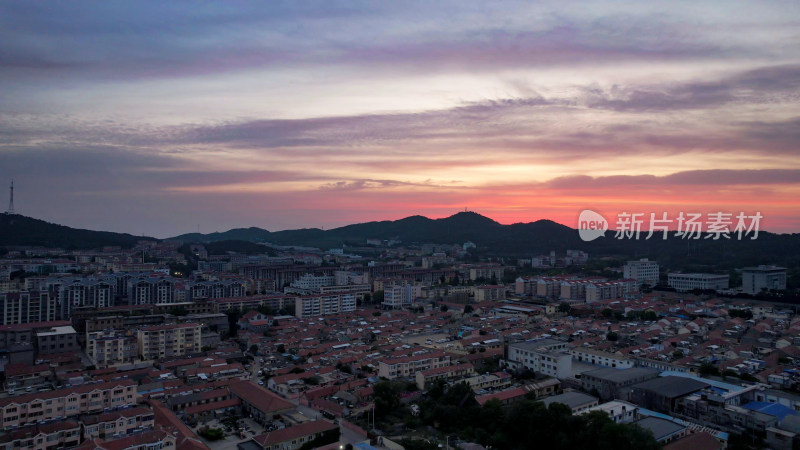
[383,284,423,309]
[571,348,634,369]
[295,293,356,318]
[286,274,335,294]
[667,273,729,292]
[506,339,572,379]
[623,259,660,286]
[741,265,787,294]
[581,401,639,423]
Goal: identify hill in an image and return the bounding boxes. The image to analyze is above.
[0,214,155,249]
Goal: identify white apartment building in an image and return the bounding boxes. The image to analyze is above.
[294,293,356,318]
[667,273,729,292]
[742,265,787,294]
[585,279,638,303]
[382,284,423,309]
[623,259,660,286]
[506,339,573,379]
[571,347,634,369]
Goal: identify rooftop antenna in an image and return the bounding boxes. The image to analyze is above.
[6,180,14,214]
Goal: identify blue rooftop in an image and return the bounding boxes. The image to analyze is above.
[743,402,799,421]
[660,371,745,393]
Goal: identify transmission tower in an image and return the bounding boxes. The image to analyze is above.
[6,180,13,214]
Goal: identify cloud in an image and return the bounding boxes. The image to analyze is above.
[544,169,800,189]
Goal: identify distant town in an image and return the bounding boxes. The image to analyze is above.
[0,218,798,450]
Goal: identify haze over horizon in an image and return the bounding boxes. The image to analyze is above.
[2,1,799,237]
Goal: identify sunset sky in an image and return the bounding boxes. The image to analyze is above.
[1,1,799,237]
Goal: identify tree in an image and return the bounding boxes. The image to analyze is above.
[440,304,449,312]
[699,362,720,376]
[249,345,259,355]
[374,381,400,419]
[606,332,619,341]
[276,344,286,353]
[373,290,384,304]
[464,304,474,314]
[225,309,240,338]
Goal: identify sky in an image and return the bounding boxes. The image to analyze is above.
[1,1,799,238]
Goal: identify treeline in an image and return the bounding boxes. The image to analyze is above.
[378,381,660,450]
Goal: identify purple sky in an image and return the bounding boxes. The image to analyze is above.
[1,1,799,237]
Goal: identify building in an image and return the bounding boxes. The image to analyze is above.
[634,417,688,444]
[294,293,355,318]
[585,280,638,303]
[242,419,338,450]
[81,406,155,440]
[127,276,176,305]
[0,420,81,450]
[580,367,659,401]
[506,339,572,379]
[378,351,451,379]
[0,292,56,325]
[581,400,639,423]
[382,284,423,309]
[137,323,202,360]
[742,265,787,294]
[229,381,294,425]
[35,325,79,355]
[667,273,729,292]
[0,379,138,428]
[415,363,476,390]
[473,285,506,302]
[541,392,599,414]
[460,372,513,392]
[629,376,710,413]
[86,330,138,367]
[623,259,660,286]
[571,348,634,369]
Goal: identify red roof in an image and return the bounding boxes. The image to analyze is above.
[184,398,240,415]
[229,381,294,414]
[253,419,337,446]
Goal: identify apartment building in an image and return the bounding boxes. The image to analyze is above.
[35,325,79,355]
[47,277,116,319]
[127,277,176,305]
[0,292,56,325]
[294,294,356,318]
[185,280,247,301]
[505,339,572,379]
[378,351,452,379]
[667,273,729,292]
[415,363,476,390]
[585,279,638,303]
[382,284,423,309]
[137,323,202,360]
[0,420,81,450]
[571,348,634,369]
[0,379,138,428]
[473,285,505,302]
[623,259,660,286]
[81,406,155,440]
[86,330,138,367]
